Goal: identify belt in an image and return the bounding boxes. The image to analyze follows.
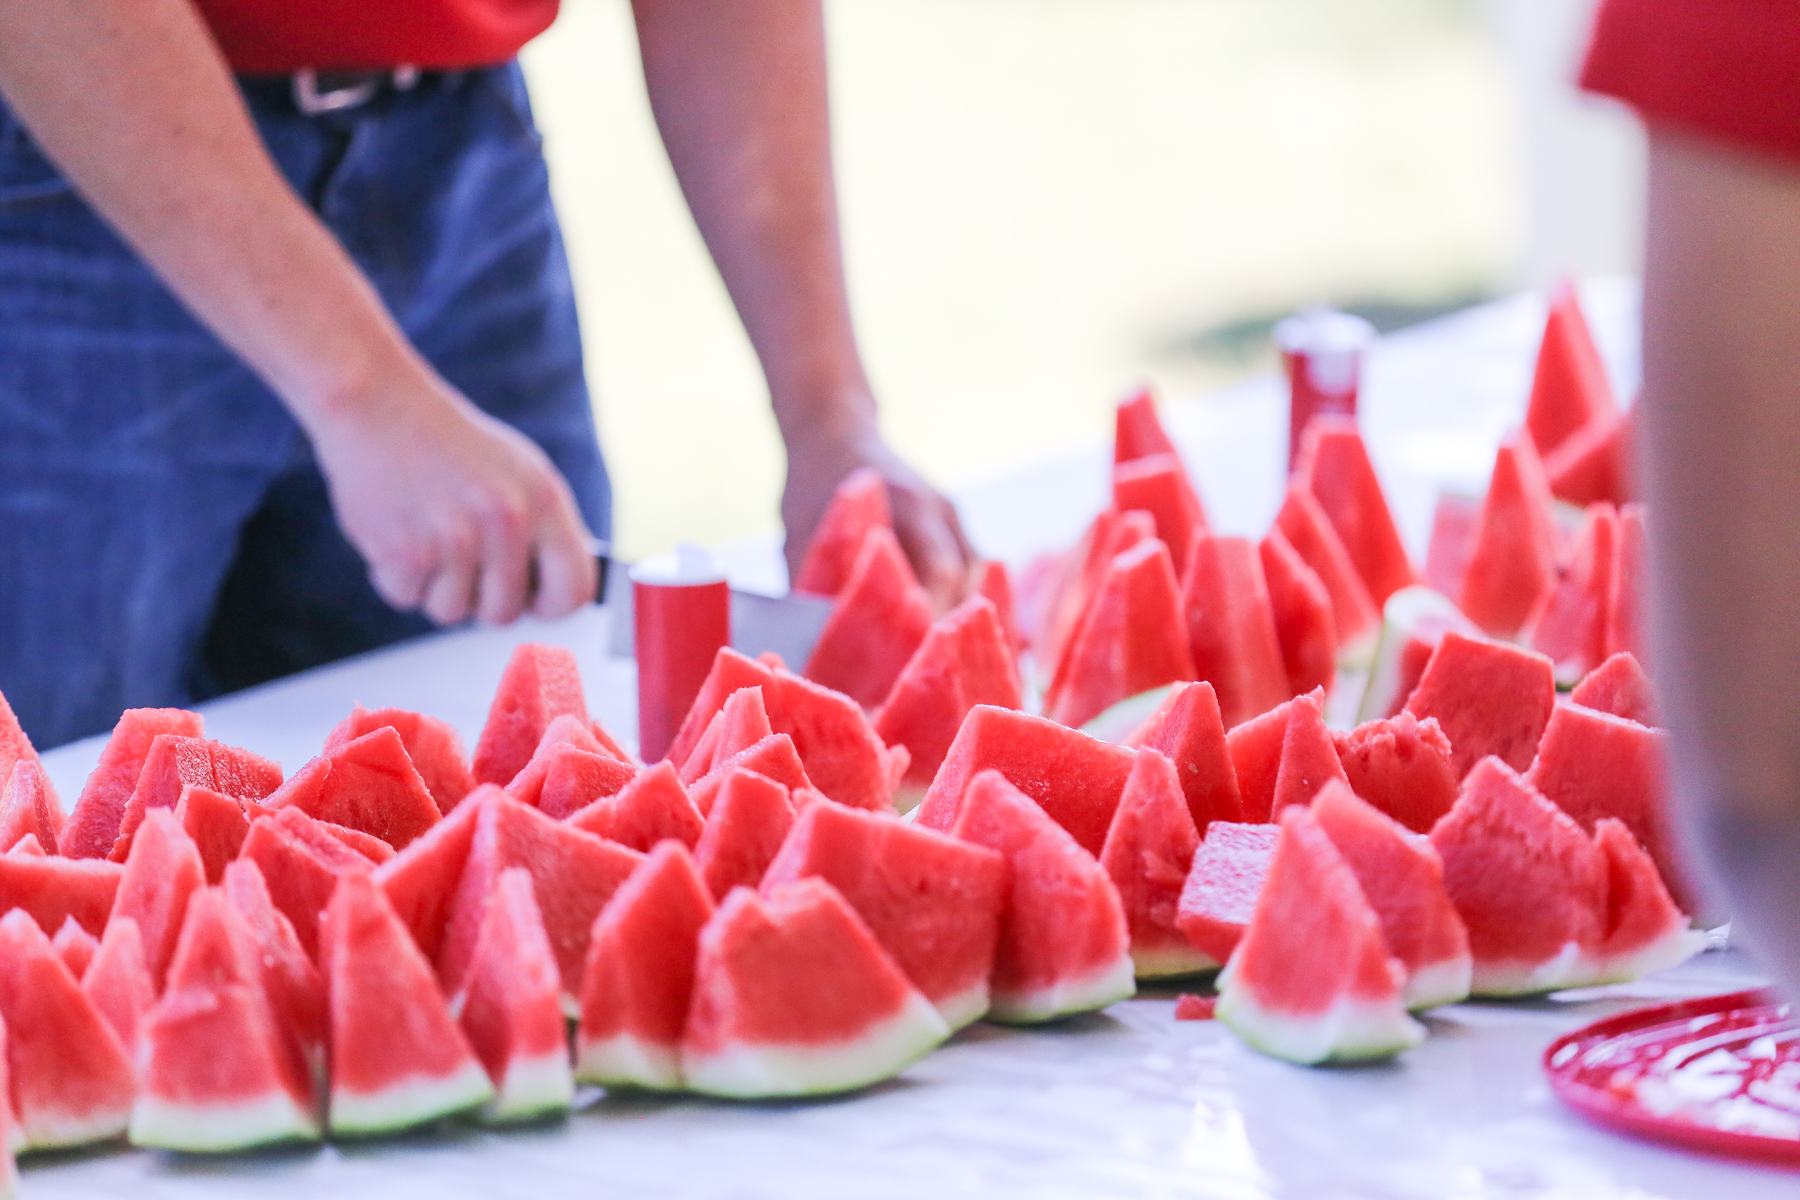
[290,66,423,116]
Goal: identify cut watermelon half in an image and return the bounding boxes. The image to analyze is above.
[566,761,704,852]
[576,842,715,1090]
[1292,416,1418,606]
[1333,712,1459,834]
[174,785,250,885]
[1525,502,1619,684]
[1423,490,1481,600]
[1568,651,1658,727]
[1123,680,1244,835]
[1175,821,1278,966]
[1101,750,1208,978]
[80,917,154,1062]
[1045,538,1196,730]
[506,742,638,820]
[1268,691,1351,815]
[456,868,572,1123]
[324,872,492,1135]
[951,770,1135,1023]
[1276,486,1380,666]
[1355,585,1478,724]
[1112,454,1207,576]
[762,801,1008,1030]
[62,709,204,860]
[793,466,892,598]
[110,735,282,863]
[222,860,327,1082]
[52,917,99,983]
[693,768,796,901]
[471,643,590,787]
[239,805,372,961]
[803,527,935,710]
[0,760,61,857]
[682,879,950,1098]
[0,846,121,940]
[1459,433,1561,640]
[267,726,441,850]
[324,704,477,814]
[1179,533,1290,730]
[1524,280,1617,459]
[374,786,491,966]
[1260,529,1337,700]
[1403,632,1556,777]
[1217,807,1424,1064]
[112,808,205,991]
[1113,383,1179,465]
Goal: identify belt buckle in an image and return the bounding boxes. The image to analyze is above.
[293,67,382,116]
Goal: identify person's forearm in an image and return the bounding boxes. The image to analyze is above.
[1640,126,1800,993]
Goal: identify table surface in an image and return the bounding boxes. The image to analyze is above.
[35,281,1798,1198]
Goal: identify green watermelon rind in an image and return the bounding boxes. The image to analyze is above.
[984,954,1137,1025]
[934,981,992,1034]
[327,1061,494,1137]
[1078,685,1176,745]
[127,1092,321,1154]
[1470,927,1707,999]
[1401,954,1473,1011]
[1130,944,1220,981]
[474,1050,575,1126]
[19,1105,131,1154]
[682,991,950,1099]
[1216,967,1425,1064]
[573,1032,684,1093]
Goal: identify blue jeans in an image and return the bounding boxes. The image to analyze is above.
[0,64,609,749]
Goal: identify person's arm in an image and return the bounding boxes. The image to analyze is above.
[1639,125,1800,996]
[630,0,975,606]
[0,0,594,626]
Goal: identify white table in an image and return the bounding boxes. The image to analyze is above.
[36,282,1796,1199]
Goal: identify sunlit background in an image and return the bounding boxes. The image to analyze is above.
[520,0,1641,562]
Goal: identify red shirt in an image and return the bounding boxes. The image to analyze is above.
[1582,0,1800,162]
[196,0,559,74]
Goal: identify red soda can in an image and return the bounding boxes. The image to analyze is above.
[1275,308,1376,469]
[632,546,730,764]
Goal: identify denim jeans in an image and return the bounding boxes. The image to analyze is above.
[0,63,609,749]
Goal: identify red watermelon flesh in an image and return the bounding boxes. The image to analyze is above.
[1112,454,1207,576]
[950,770,1134,1023]
[664,648,773,771]
[1428,756,1606,996]
[324,704,476,814]
[471,642,589,787]
[1045,539,1196,730]
[1310,781,1470,1009]
[455,868,572,1123]
[240,806,372,961]
[1182,533,1292,729]
[1224,690,1318,824]
[804,526,935,710]
[793,466,893,598]
[576,842,715,1090]
[689,733,812,817]
[677,685,775,786]
[1276,486,1381,661]
[1357,586,1480,723]
[1545,407,1633,508]
[506,743,637,820]
[873,596,1021,805]
[527,711,620,765]
[1040,509,1158,683]
[0,760,61,856]
[54,916,99,982]
[175,785,250,885]
[1260,529,1336,699]
[1333,713,1459,834]
[110,735,282,863]
[222,859,327,1081]
[566,761,704,853]
[0,1025,13,1193]
[112,808,205,992]
[1607,504,1649,662]
[1292,416,1417,606]
[1124,680,1244,834]
[1590,818,1704,982]
[751,667,903,811]
[80,916,153,1061]
[1216,807,1423,1064]
[974,559,1024,660]
[1114,383,1178,465]
[438,792,645,1006]
[62,708,204,860]
[1524,280,1617,458]
[1525,502,1619,684]
[693,768,795,902]
[1174,821,1277,966]
[1268,691,1351,816]
[374,786,491,966]
[1458,433,1561,639]
[1100,750,1207,978]
[762,801,1008,1030]
[0,909,136,1149]
[312,818,396,865]
[1569,651,1659,727]
[0,691,56,838]
[268,727,440,850]
[677,706,729,785]
[915,705,1137,856]
[1404,632,1555,777]
[681,879,949,1098]
[1424,490,1481,599]
[323,872,492,1134]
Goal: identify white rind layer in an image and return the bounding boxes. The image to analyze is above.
[21,1105,130,1152]
[1132,944,1219,981]
[682,992,950,1099]
[478,1050,574,1124]
[1402,953,1472,1011]
[329,1061,494,1136]
[891,783,929,816]
[933,981,991,1033]
[128,1090,320,1152]
[1469,942,1596,997]
[1588,928,1708,987]
[574,1032,683,1092]
[1217,982,1425,1064]
[986,954,1137,1025]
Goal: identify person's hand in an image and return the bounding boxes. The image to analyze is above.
[305,363,597,627]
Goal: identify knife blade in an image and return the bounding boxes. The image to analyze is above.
[594,545,834,669]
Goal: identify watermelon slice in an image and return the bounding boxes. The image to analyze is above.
[1180,533,1290,729]
[323,872,492,1134]
[664,649,774,770]
[915,705,1137,855]
[324,704,477,814]
[689,733,812,816]
[1174,821,1278,966]
[174,785,250,885]
[1589,818,1704,982]
[1259,529,1336,700]
[1607,504,1649,662]
[1523,280,1617,458]
[525,710,633,766]
[1310,781,1471,1009]
[239,805,373,960]
[1113,383,1178,464]
[676,686,774,784]
[804,527,935,710]
[221,860,327,1080]
[53,916,99,982]
[873,596,1022,809]
[793,466,892,598]
[1545,408,1633,508]
[80,917,154,1061]
[1524,502,1619,683]
[0,909,136,1149]
[455,868,573,1123]
[112,808,205,991]
[1333,712,1459,834]
[471,642,589,787]
[1268,691,1351,815]
[950,770,1134,1023]
[1275,486,1381,664]
[1100,750,1208,978]
[0,691,56,835]
[1045,539,1196,730]
[61,708,204,860]
[762,801,1008,1030]
[1403,632,1556,777]
[0,1021,17,1193]
[1423,490,1481,600]
[1112,454,1207,575]
[1216,807,1424,1063]
[1223,690,1319,824]
[1568,651,1658,727]
[566,761,704,852]
[313,816,397,864]
[576,842,715,1090]
[693,768,795,901]
[682,879,950,1097]
[1292,416,1417,606]
[973,559,1024,661]
[374,786,491,966]
[0,760,60,856]
[1123,681,1244,834]
[266,727,441,850]
[506,743,638,820]
[1458,433,1561,639]
[1355,585,1478,723]
[110,735,282,863]
[1038,510,1158,684]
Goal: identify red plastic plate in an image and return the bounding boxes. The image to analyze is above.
[1544,988,1800,1169]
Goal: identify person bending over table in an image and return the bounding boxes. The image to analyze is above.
[0,0,974,749]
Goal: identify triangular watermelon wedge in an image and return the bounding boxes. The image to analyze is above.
[61,709,204,860]
[1355,585,1478,723]
[1524,280,1617,458]
[1275,486,1380,665]
[793,467,892,598]
[1333,712,1459,834]
[1038,510,1158,685]
[1179,533,1290,729]
[1123,680,1244,834]
[266,726,441,850]
[80,917,154,1062]
[1112,455,1207,576]
[471,643,589,787]
[693,768,795,901]
[1525,502,1619,684]
[1100,750,1208,978]
[1545,408,1633,508]
[1113,383,1178,464]
[1423,489,1481,600]
[222,860,327,1083]
[1568,651,1658,727]
[110,735,283,863]
[689,733,812,816]
[1607,503,1649,662]
[1223,689,1320,823]
[576,842,715,1090]
[973,560,1024,660]
[1588,818,1704,983]
[174,785,250,885]
[1260,529,1336,700]
[1045,539,1195,730]
[0,760,61,856]
[112,808,205,992]
[1292,416,1417,606]
[374,786,492,966]
[505,743,637,820]
[52,916,99,983]
[663,650,774,771]
[804,527,935,710]
[1268,691,1351,815]
[676,685,775,786]
[1459,433,1562,639]
[1174,821,1277,966]
[1403,632,1556,777]
[456,868,573,1123]
[566,761,704,852]
[324,704,476,814]
[0,692,57,841]
[239,806,372,960]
